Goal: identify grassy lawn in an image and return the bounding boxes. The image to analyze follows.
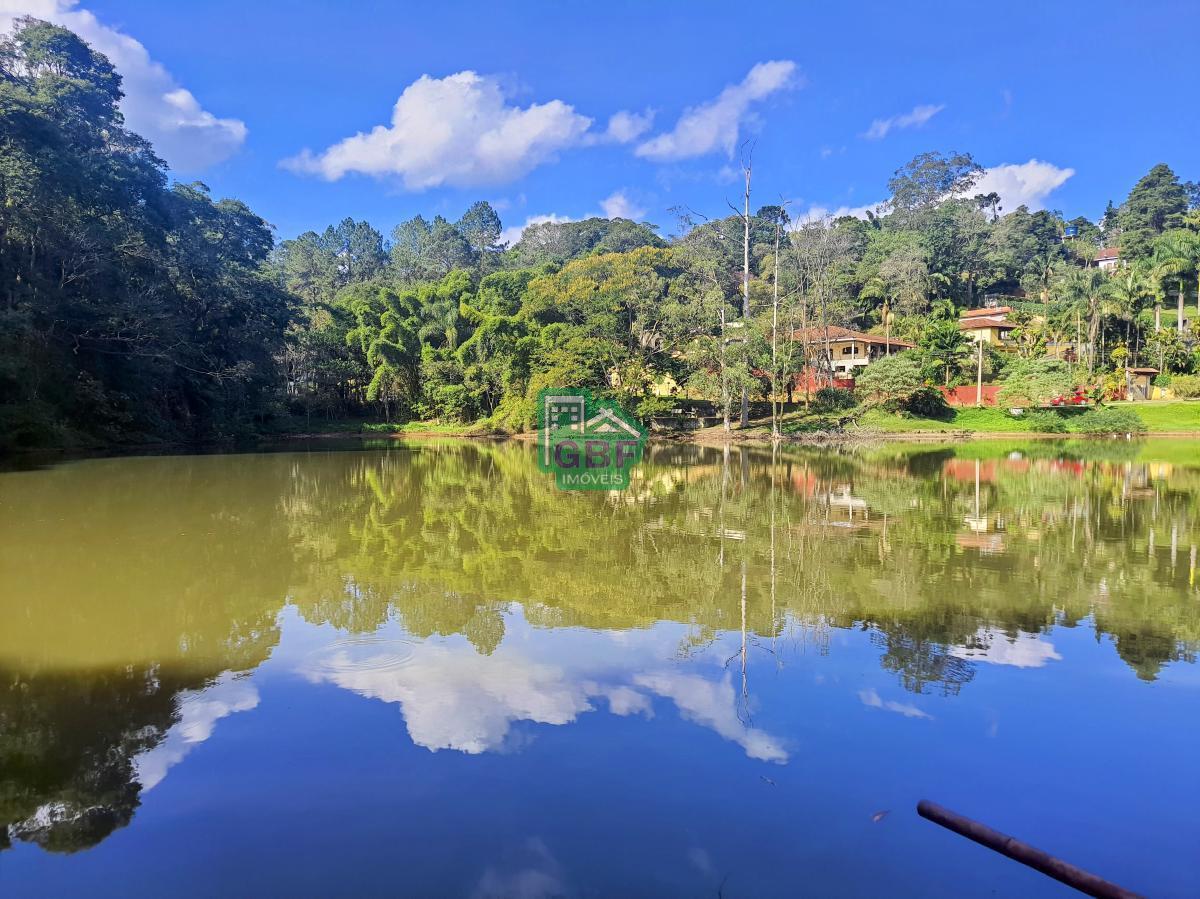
[273,402,1200,441]
[365,420,486,435]
[859,400,1200,435]
[1114,400,1200,432]
[778,408,857,434]
[270,418,490,436]
[858,406,1030,433]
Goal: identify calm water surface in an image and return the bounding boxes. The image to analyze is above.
[1,439,1198,897]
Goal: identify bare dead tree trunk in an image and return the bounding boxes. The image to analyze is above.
[771,218,781,439]
[801,289,811,409]
[720,302,730,432]
[740,156,752,429]
[739,557,748,718]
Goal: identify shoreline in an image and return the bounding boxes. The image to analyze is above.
[276,426,1200,445]
[6,422,1200,463]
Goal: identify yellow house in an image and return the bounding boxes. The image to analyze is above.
[959,306,1018,349]
[791,326,915,377]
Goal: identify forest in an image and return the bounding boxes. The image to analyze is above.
[3,16,1199,449]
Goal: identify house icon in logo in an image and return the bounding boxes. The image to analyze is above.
[583,407,643,437]
[538,389,646,490]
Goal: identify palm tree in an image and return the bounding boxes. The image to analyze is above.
[1147,234,1195,334]
[930,297,958,321]
[1055,269,1107,373]
[1009,311,1047,359]
[418,292,462,349]
[1103,267,1152,365]
[1153,230,1200,333]
[1025,251,1058,315]
[922,318,970,385]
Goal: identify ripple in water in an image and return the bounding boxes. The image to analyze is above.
[309,633,416,676]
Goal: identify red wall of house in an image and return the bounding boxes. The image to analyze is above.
[789,372,855,392]
[941,385,1001,406]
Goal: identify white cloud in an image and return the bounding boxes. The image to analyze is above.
[949,628,1062,669]
[0,1,247,171]
[500,212,574,247]
[301,620,785,762]
[603,110,654,144]
[794,158,1072,226]
[307,641,594,754]
[473,838,566,899]
[599,190,646,220]
[634,672,788,762]
[966,159,1075,211]
[636,60,799,161]
[599,685,654,717]
[500,189,649,245]
[859,688,932,720]
[133,672,259,791]
[793,201,886,225]
[284,71,594,189]
[862,103,945,141]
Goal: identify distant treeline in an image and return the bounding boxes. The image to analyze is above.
[2,17,1198,448]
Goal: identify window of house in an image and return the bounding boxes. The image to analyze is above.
[841,346,853,355]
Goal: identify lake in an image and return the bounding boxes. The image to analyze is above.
[1,438,1197,897]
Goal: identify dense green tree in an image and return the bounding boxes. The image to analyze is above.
[0,18,292,447]
[996,357,1075,406]
[1118,163,1189,258]
[991,206,1067,285]
[1053,268,1108,372]
[854,353,923,406]
[277,231,340,303]
[327,217,387,282]
[456,271,537,422]
[344,282,422,418]
[456,200,504,260]
[858,230,934,317]
[508,216,664,267]
[887,151,983,217]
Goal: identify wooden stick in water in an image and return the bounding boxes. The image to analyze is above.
[916,800,1144,899]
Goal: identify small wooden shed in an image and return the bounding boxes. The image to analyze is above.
[1125,367,1158,401]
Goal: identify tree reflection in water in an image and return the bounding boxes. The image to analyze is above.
[0,438,1196,854]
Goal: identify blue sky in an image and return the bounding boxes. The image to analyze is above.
[5,0,1198,241]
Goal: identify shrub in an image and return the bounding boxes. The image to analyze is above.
[430,383,472,422]
[813,386,856,411]
[633,394,676,422]
[1169,374,1200,398]
[900,386,953,420]
[1070,407,1145,435]
[854,353,923,407]
[0,403,71,450]
[996,358,1075,408]
[1023,410,1068,433]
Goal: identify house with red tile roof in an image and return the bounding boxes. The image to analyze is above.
[791,326,914,376]
[958,307,1018,349]
[1095,247,1121,272]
